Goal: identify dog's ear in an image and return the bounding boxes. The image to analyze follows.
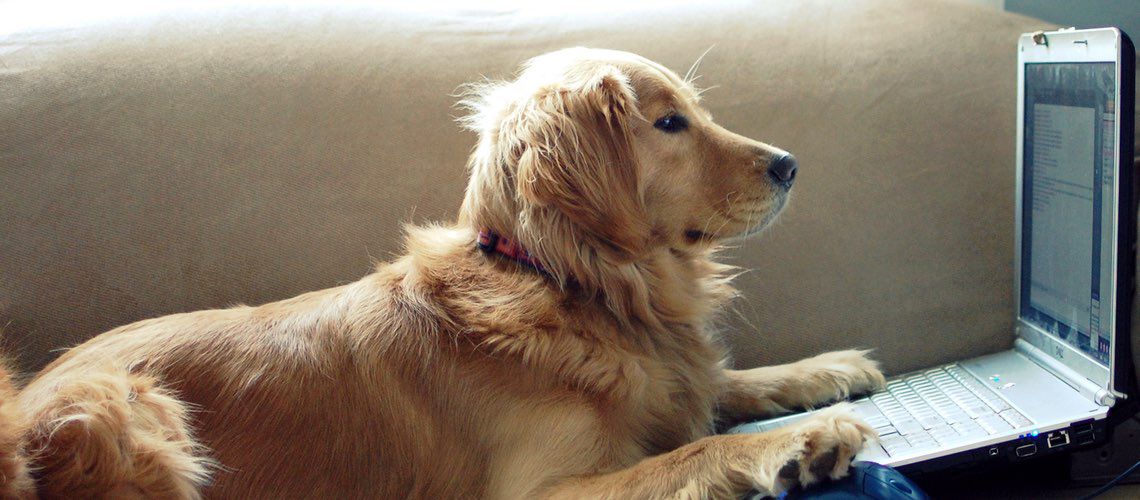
[512,66,651,261]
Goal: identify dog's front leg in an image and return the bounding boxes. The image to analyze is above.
[542,404,875,499]
[718,350,886,422]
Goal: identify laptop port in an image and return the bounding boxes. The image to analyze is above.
[1047,431,1070,449]
[1075,429,1095,445]
[1015,444,1037,458]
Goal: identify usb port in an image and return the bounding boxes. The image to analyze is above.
[1075,429,1095,445]
[1047,431,1070,449]
[1015,444,1037,457]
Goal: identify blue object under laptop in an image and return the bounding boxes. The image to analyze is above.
[752,461,929,500]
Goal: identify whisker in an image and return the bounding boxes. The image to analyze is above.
[710,191,745,236]
[683,46,714,83]
[693,85,720,98]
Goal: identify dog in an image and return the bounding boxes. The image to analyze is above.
[0,47,884,498]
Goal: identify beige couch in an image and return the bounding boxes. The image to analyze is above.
[2,0,1134,496]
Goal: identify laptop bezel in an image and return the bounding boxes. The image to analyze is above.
[1013,27,1135,404]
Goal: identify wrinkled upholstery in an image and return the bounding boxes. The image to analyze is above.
[0,1,1060,378]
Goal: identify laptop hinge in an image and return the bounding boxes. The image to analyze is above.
[1015,338,1116,407]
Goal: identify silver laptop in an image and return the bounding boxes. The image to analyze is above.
[730,27,1136,473]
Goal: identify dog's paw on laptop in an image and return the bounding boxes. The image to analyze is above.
[771,403,877,491]
[800,349,886,406]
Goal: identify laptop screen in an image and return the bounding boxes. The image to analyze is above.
[1020,62,1117,366]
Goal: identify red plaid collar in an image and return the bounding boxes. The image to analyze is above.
[476,229,546,274]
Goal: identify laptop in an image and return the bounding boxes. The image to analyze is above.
[729,27,1136,474]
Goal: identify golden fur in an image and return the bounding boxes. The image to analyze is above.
[0,48,884,498]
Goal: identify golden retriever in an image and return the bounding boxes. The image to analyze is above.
[0,47,884,498]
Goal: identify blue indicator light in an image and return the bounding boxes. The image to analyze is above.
[1030,430,1039,437]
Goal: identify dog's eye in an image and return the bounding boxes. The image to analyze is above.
[653,114,689,133]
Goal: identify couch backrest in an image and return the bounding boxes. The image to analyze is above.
[1,1,1058,374]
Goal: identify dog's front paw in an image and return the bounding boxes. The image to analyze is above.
[772,403,876,492]
[802,349,886,403]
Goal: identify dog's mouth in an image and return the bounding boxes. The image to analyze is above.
[732,190,791,240]
[683,190,790,244]
[684,229,711,244]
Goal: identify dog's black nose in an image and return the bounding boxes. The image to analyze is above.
[767,153,797,188]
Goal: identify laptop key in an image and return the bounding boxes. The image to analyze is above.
[916,414,945,430]
[866,415,892,429]
[893,419,924,436]
[893,392,920,403]
[879,433,911,456]
[944,387,976,399]
[952,420,987,438]
[962,404,993,419]
[931,405,960,418]
[916,387,945,398]
[875,403,905,415]
[910,383,936,394]
[929,373,954,384]
[981,397,1011,412]
[939,409,968,425]
[881,406,911,421]
[947,390,978,403]
[929,398,958,412]
[998,409,1033,428]
[871,394,897,405]
[853,399,883,416]
[876,402,901,415]
[909,409,940,422]
[960,384,1012,411]
[903,434,939,455]
[901,401,934,415]
[895,391,921,401]
[906,431,938,447]
[946,366,971,380]
[932,399,958,410]
[876,399,903,411]
[928,425,962,445]
[976,414,1013,435]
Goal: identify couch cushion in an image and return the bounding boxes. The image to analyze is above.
[1,1,1054,374]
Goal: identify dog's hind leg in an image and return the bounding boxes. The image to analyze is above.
[23,367,212,499]
[0,359,35,499]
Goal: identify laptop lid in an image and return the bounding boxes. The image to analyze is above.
[1014,28,1135,406]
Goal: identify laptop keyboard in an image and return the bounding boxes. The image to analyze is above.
[852,365,1034,457]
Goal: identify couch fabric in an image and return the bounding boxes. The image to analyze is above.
[0,2,1067,379]
[18,2,1140,496]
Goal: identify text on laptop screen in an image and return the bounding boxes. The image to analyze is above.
[1020,62,1116,366]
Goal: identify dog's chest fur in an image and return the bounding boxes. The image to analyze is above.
[618,321,724,454]
[388,228,739,493]
[423,252,726,467]
[466,305,724,481]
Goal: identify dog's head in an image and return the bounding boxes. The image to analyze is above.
[459,48,795,274]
